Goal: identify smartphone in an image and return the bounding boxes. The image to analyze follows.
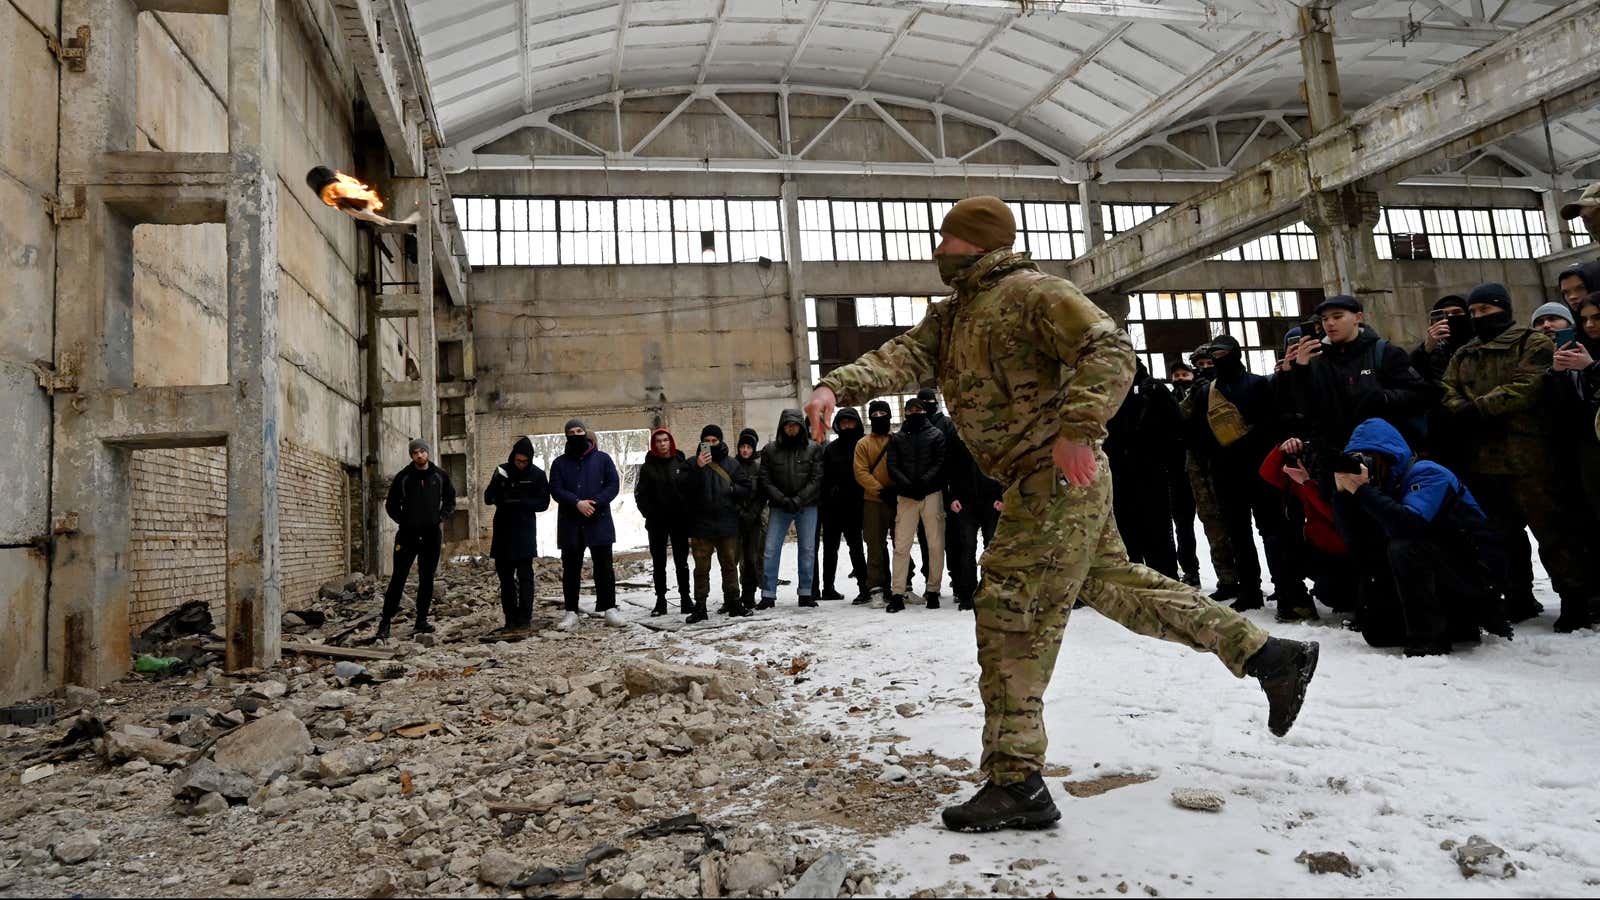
[1428,309,1449,324]
[698,441,711,457]
[1554,327,1577,347]
[1298,318,1323,339]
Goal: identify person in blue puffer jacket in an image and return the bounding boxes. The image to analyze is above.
[1334,418,1511,656]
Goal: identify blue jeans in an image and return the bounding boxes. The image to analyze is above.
[762,504,819,600]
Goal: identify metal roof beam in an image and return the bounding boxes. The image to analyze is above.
[783,0,830,85]
[610,0,632,92]
[1007,23,1131,128]
[442,153,1075,181]
[696,0,728,85]
[899,0,1286,32]
[935,10,1017,103]
[1065,0,1600,294]
[861,9,921,89]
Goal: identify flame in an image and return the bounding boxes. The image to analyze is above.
[319,172,384,213]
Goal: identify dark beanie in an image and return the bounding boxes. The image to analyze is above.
[700,424,724,443]
[939,196,1016,251]
[1210,334,1241,353]
[1314,294,1362,315]
[408,438,430,456]
[1432,294,1467,311]
[1467,282,1513,311]
[564,418,589,435]
[868,399,892,417]
[906,398,927,414]
[738,427,759,450]
[916,387,938,404]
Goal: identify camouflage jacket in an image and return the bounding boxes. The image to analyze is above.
[817,249,1134,486]
[1440,325,1554,476]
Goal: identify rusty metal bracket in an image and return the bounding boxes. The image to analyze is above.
[30,353,78,394]
[44,187,85,225]
[46,25,90,72]
[53,512,80,536]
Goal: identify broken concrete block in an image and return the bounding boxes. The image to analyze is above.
[173,759,254,802]
[210,710,311,781]
[103,731,193,768]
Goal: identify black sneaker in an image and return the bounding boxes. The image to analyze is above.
[798,596,819,608]
[1229,593,1265,612]
[886,595,906,613]
[413,621,435,635]
[1210,582,1242,603]
[924,593,941,610]
[851,593,871,606]
[373,619,392,641]
[727,601,754,618]
[940,773,1061,833]
[822,588,846,601]
[756,597,776,610]
[1246,638,1319,737]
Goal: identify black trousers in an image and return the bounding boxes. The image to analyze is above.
[1168,459,1200,578]
[383,525,441,624]
[1111,463,1179,579]
[946,502,999,604]
[561,543,616,612]
[646,519,691,606]
[737,513,766,603]
[1354,534,1493,649]
[1210,450,1305,601]
[820,504,866,595]
[1464,471,1599,610]
[495,557,535,627]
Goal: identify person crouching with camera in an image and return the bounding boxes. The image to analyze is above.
[1332,418,1512,656]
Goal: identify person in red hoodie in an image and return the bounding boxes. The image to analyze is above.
[634,428,692,617]
[1260,439,1353,621]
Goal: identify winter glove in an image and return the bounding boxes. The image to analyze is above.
[783,497,801,513]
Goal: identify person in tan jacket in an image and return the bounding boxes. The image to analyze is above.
[853,400,895,602]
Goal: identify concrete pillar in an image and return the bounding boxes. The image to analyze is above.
[362,231,384,575]
[1298,4,1344,132]
[781,179,811,406]
[224,0,282,670]
[1077,180,1104,252]
[1542,190,1572,254]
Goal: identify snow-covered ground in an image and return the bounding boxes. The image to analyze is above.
[590,515,1600,896]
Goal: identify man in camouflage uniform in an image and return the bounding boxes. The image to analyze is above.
[807,197,1319,833]
[1442,282,1600,631]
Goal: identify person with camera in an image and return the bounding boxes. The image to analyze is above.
[1442,282,1600,631]
[1333,419,1511,655]
[1411,296,1472,386]
[818,408,869,602]
[1182,335,1305,613]
[635,427,693,618]
[1259,438,1350,622]
[1286,295,1432,486]
[683,425,754,624]
[483,436,552,633]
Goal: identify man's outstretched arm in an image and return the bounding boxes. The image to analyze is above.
[809,305,945,441]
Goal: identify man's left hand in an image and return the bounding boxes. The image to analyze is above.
[1333,465,1369,494]
[577,499,597,517]
[1052,438,1098,487]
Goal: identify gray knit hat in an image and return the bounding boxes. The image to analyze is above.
[408,438,430,456]
[1531,301,1574,327]
[564,418,589,435]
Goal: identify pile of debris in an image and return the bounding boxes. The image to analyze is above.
[0,560,939,898]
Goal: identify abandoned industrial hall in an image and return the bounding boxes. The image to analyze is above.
[3,0,1600,896]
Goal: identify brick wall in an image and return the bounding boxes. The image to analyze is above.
[279,441,350,610]
[129,447,228,630]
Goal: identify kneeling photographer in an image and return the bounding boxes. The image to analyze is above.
[1333,419,1511,656]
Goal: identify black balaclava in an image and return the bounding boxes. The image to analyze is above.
[564,434,590,458]
[833,407,863,445]
[1467,283,1515,342]
[868,400,892,435]
[1210,336,1245,379]
[904,400,929,431]
[1431,295,1471,349]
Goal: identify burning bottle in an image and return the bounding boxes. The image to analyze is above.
[305,166,416,226]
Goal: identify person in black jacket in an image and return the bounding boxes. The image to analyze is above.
[379,438,457,639]
[817,408,868,601]
[1183,336,1306,613]
[758,409,824,608]
[483,436,551,632]
[1164,361,1202,586]
[683,425,753,623]
[734,428,767,611]
[1286,295,1433,485]
[1104,361,1182,579]
[887,397,946,612]
[1556,260,1600,318]
[635,427,693,617]
[944,431,1002,612]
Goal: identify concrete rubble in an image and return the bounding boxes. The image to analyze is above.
[0,559,932,897]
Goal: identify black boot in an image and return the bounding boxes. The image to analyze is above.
[1210,582,1242,602]
[886,595,905,613]
[1552,597,1594,633]
[756,596,775,610]
[1229,591,1265,612]
[727,598,753,618]
[1181,571,1202,588]
[1505,594,1544,624]
[651,598,668,618]
[680,597,694,615]
[940,772,1060,833]
[685,601,708,625]
[851,590,872,606]
[798,595,819,608]
[923,591,941,610]
[1245,638,1319,737]
[413,620,435,635]
[822,587,846,601]
[374,618,392,641]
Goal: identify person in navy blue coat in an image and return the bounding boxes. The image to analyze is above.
[484,435,551,631]
[549,419,624,629]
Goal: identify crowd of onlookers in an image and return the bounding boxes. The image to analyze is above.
[372,267,1600,657]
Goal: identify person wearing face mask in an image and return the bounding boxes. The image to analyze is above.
[1104,361,1181,579]
[758,409,824,609]
[1443,282,1600,630]
[1180,344,1239,593]
[635,428,693,618]
[483,436,552,633]
[818,408,869,602]
[684,425,753,624]
[854,400,897,603]
[549,419,624,630]
[734,428,768,612]
[1162,361,1202,587]
[1183,335,1306,614]
[1411,295,1473,386]
[887,397,948,612]
[808,196,1318,834]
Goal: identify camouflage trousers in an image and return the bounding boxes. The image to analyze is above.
[1186,452,1238,586]
[975,458,1270,785]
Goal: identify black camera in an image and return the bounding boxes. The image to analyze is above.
[1333,451,1377,475]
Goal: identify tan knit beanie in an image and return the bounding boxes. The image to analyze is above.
[939,196,1016,251]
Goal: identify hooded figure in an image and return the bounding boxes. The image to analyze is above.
[684,423,754,622]
[1104,361,1182,579]
[1338,419,1510,654]
[550,423,623,627]
[635,427,693,616]
[818,407,868,600]
[756,409,824,607]
[734,427,768,607]
[484,436,553,629]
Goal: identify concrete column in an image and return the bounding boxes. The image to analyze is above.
[224,0,282,669]
[1542,190,1572,254]
[1077,180,1104,252]
[48,0,142,688]
[362,231,385,575]
[1298,4,1344,132]
[406,178,439,451]
[781,179,811,406]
